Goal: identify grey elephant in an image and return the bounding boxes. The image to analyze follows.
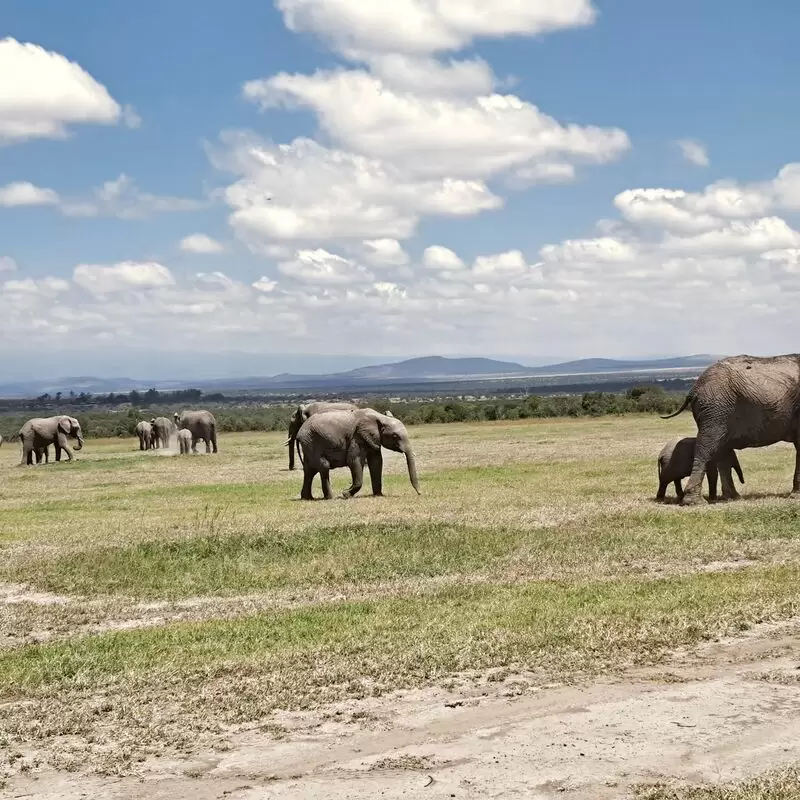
[174,410,218,453]
[664,353,800,504]
[136,421,154,451]
[296,408,420,500]
[286,401,358,470]
[19,415,84,465]
[151,417,174,449]
[177,429,192,455]
[657,437,744,502]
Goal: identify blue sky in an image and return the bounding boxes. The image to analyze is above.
[0,0,798,379]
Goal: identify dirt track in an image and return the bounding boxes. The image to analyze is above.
[8,619,800,800]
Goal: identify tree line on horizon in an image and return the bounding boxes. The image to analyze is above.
[0,385,683,441]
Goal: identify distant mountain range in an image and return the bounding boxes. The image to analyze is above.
[0,354,720,398]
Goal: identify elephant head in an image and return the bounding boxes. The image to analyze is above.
[58,416,84,450]
[286,404,309,443]
[356,409,420,494]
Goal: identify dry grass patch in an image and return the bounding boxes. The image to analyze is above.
[637,766,800,799]
[0,566,798,773]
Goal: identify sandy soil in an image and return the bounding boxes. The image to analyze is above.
[7,618,800,800]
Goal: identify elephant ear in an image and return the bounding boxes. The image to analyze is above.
[355,409,382,450]
[57,416,71,435]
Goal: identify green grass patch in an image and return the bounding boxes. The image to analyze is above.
[7,503,800,598]
[1,566,797,701]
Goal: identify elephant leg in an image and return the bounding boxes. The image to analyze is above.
[656,476,668,500]
[320,468,333,500]
[367,451,383,496]
[681,427,725,506]
[288,437,296,471]
[191,435,198,454]
[22,440,34,465]
[301,467,316,500]
[791,441,800,498]
[718,454,740,501]
[54,444,62,462]
[341,457,364,499]
[706,461,718,502]
[57,434,74,462]
[674,480,684,501]
[211,427,218,454]
[205,436,211,454]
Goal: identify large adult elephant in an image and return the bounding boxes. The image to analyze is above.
[151,417,174,449]
[286,401,358,470]
[663,354,800,504]
[174,410,217,453]
[19,416,84,465]
[296,408,420,500]
[136,421,154,451]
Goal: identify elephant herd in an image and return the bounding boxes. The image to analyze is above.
[656,353,800,505]
[9,354,800,506]
[134,411,218,455]
[15,410,217,465]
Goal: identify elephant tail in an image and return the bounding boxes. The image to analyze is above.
[732,450,744,484]
[661,392,693,420]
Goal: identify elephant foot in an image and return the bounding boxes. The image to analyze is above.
[339,491,354,500]
[680,493,705,507]
[789,490,800,500]
[300,493,314,501]
[719,493,742,503]
[372,492,384,497]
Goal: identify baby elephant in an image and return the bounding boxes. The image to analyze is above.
[657,437,744,502]
[177,429,192,455]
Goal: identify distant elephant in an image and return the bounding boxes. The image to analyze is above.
[296,408,420,500]
[0,434,3,448]
[657,437,744,502]
[136,421,154,451]
[664,354,800,504]
[177,429,192,455]
[286,401,358,470]
[19,415,84,465]
[174,410,217,453]
[151,417,174,449]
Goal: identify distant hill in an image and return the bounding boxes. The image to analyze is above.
[527,355,719,376]
[344,356,530,380]
[0,354,721,397]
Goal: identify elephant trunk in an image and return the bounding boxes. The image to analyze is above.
[404,448,421,495]
[74,434,84,450]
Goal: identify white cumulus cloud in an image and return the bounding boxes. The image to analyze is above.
[73,261,176,295]
[277,249,373,285]
[0,181,59,207]
[61,174,202,220]
[423,245,465,271]
[360,239,409,268]
[246,70,630,181]
[275,0,596,57]
[676,139,709,167]
[0,37,125,143]
[211,133,500,249]
[180,234,225,254]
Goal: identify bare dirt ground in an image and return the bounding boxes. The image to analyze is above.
[8,617,800,800]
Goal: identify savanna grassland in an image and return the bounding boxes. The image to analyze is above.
[2,415,800,797]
